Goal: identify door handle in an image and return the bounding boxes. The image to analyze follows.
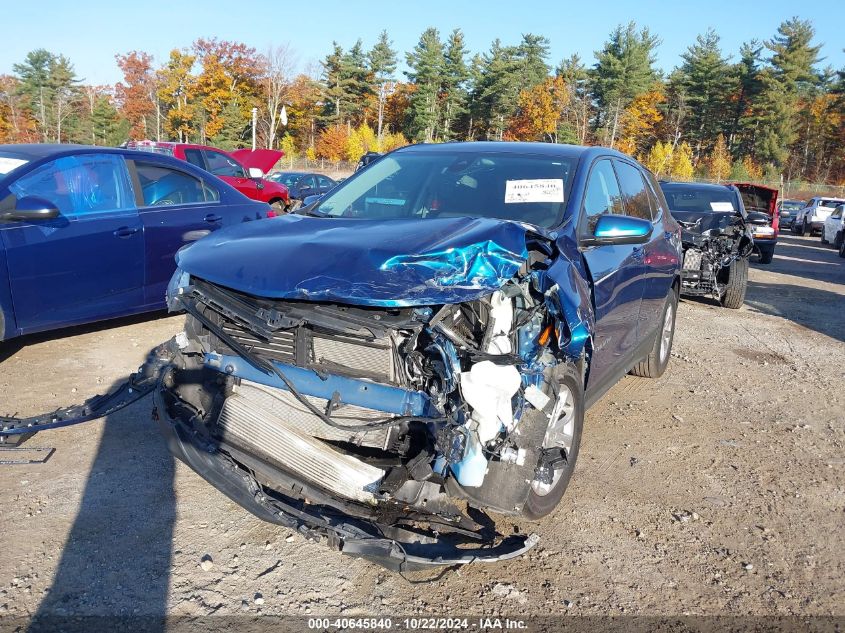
[204,214,223,223]
[114,226,139,238]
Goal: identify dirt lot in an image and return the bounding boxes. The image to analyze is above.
[0,234,842,624]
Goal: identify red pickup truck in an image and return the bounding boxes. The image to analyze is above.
[126,141,290,211]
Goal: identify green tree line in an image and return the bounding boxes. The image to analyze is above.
[0,18,842,183]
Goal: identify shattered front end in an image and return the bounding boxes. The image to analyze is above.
[676,213,753,299]
[154,223,591,570]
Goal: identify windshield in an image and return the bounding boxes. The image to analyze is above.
[270,172,303,187]
[313,151,575,228]
[660,183,739,213]
[0,153,29,176]
[819,199,844,208]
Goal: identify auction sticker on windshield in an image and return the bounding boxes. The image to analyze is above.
[504,179,564,204]
[710,201,734,211]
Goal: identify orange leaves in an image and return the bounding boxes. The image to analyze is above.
[703,133,731,181]
[505,77,567,142]
[315,125,349,162]
[115,51,155,139]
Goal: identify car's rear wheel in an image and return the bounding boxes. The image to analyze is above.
[630,288,678,379]
[835,231,844,250]
[720,257,748,309]
[287,199,302,213]
[758,247,774,264]
[797,219,807,236]
[522,362,584,520]
[839,238,845,258]
[820,229,828,245]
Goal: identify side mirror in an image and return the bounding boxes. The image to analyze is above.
[248,167,264,179]
[0,196,60,223]
[582,214,653,246]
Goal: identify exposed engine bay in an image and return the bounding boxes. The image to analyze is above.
[674,211,753,299]
[148,234,591,569]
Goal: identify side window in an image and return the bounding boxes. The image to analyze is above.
[183,149,206,169]
[9,154,134,217]
[300,175,317,189]
[204,151,245,178]
[318,176,334,189]
[614,160,653,220]
[832,205,843,219]
[582,159,624,231]
[134,162,211,207]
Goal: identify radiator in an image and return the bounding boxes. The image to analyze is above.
[216,381,386,504]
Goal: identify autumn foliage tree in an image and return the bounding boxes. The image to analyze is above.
[115,51,156,139]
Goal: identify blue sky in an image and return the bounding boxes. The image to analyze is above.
[3,0,844,84]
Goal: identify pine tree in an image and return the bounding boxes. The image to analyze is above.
[591,23,661,147]
[727,41,764,158]
[369,30,397,140]
[441,29,469,140]
[756,18,822,170]
[405,28,445,142]
[677,29,731,159]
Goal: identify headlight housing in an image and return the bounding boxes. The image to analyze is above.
[166,268,191,311]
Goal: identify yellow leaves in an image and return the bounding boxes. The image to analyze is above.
[703,133,731,181]
[346,124,377,161]
[619,88,665,157]
[642,140,693,180]
[741,155,763,180]
[316,123,408,162]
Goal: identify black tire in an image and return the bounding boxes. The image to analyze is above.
[521,362,584,520]
[839,238,845,258]
[720,257,748,309]
[797,219,807,236]
[758,248,774,264]
[820,229,828,245]
[835,231,844,251]
[630,287,678,379]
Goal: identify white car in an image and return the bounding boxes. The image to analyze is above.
[820,203,845,249]
[793,197,845,235]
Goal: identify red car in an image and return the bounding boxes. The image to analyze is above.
[126,141,290,211]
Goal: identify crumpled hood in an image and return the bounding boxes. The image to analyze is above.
[176,215,532,306]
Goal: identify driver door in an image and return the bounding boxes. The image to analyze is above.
[578,158,646,399]
[0,153,144,334]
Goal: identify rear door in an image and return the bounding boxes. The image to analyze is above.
[0,153,144,333]
[578,158,645,395]
[297,175,318,199]
[128,157,230,306]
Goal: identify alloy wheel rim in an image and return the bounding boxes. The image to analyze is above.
[531,384,576,497]
[659,303,674,363]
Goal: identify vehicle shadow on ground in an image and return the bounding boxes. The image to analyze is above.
[745,280,845,343]
[30,392,174,631]
[761,235,844,286]
[0,311,170,364]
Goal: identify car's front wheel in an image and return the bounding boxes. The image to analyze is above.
[835,231,844,251]
[839,238,845,259]
[758,247,774,264]
[522,362,584,520]
[720,257,748,309]
[820,229,828,245]
[797,219,807,236]
[631,288,678,379]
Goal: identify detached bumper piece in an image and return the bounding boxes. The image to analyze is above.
[154,389,538,571]
[0,343,175,440]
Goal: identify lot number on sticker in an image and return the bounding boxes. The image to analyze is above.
[505,179,564,204]
[710,201,734,212]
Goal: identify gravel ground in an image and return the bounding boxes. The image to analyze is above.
[0,234,842,625]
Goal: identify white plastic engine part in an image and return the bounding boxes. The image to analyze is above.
[460,360,522,442]
[485,291,514,354]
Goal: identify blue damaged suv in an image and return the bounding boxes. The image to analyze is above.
[154,142,682,569]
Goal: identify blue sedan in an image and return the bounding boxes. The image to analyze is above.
[150,141,683,568]
[0,144,268,342]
